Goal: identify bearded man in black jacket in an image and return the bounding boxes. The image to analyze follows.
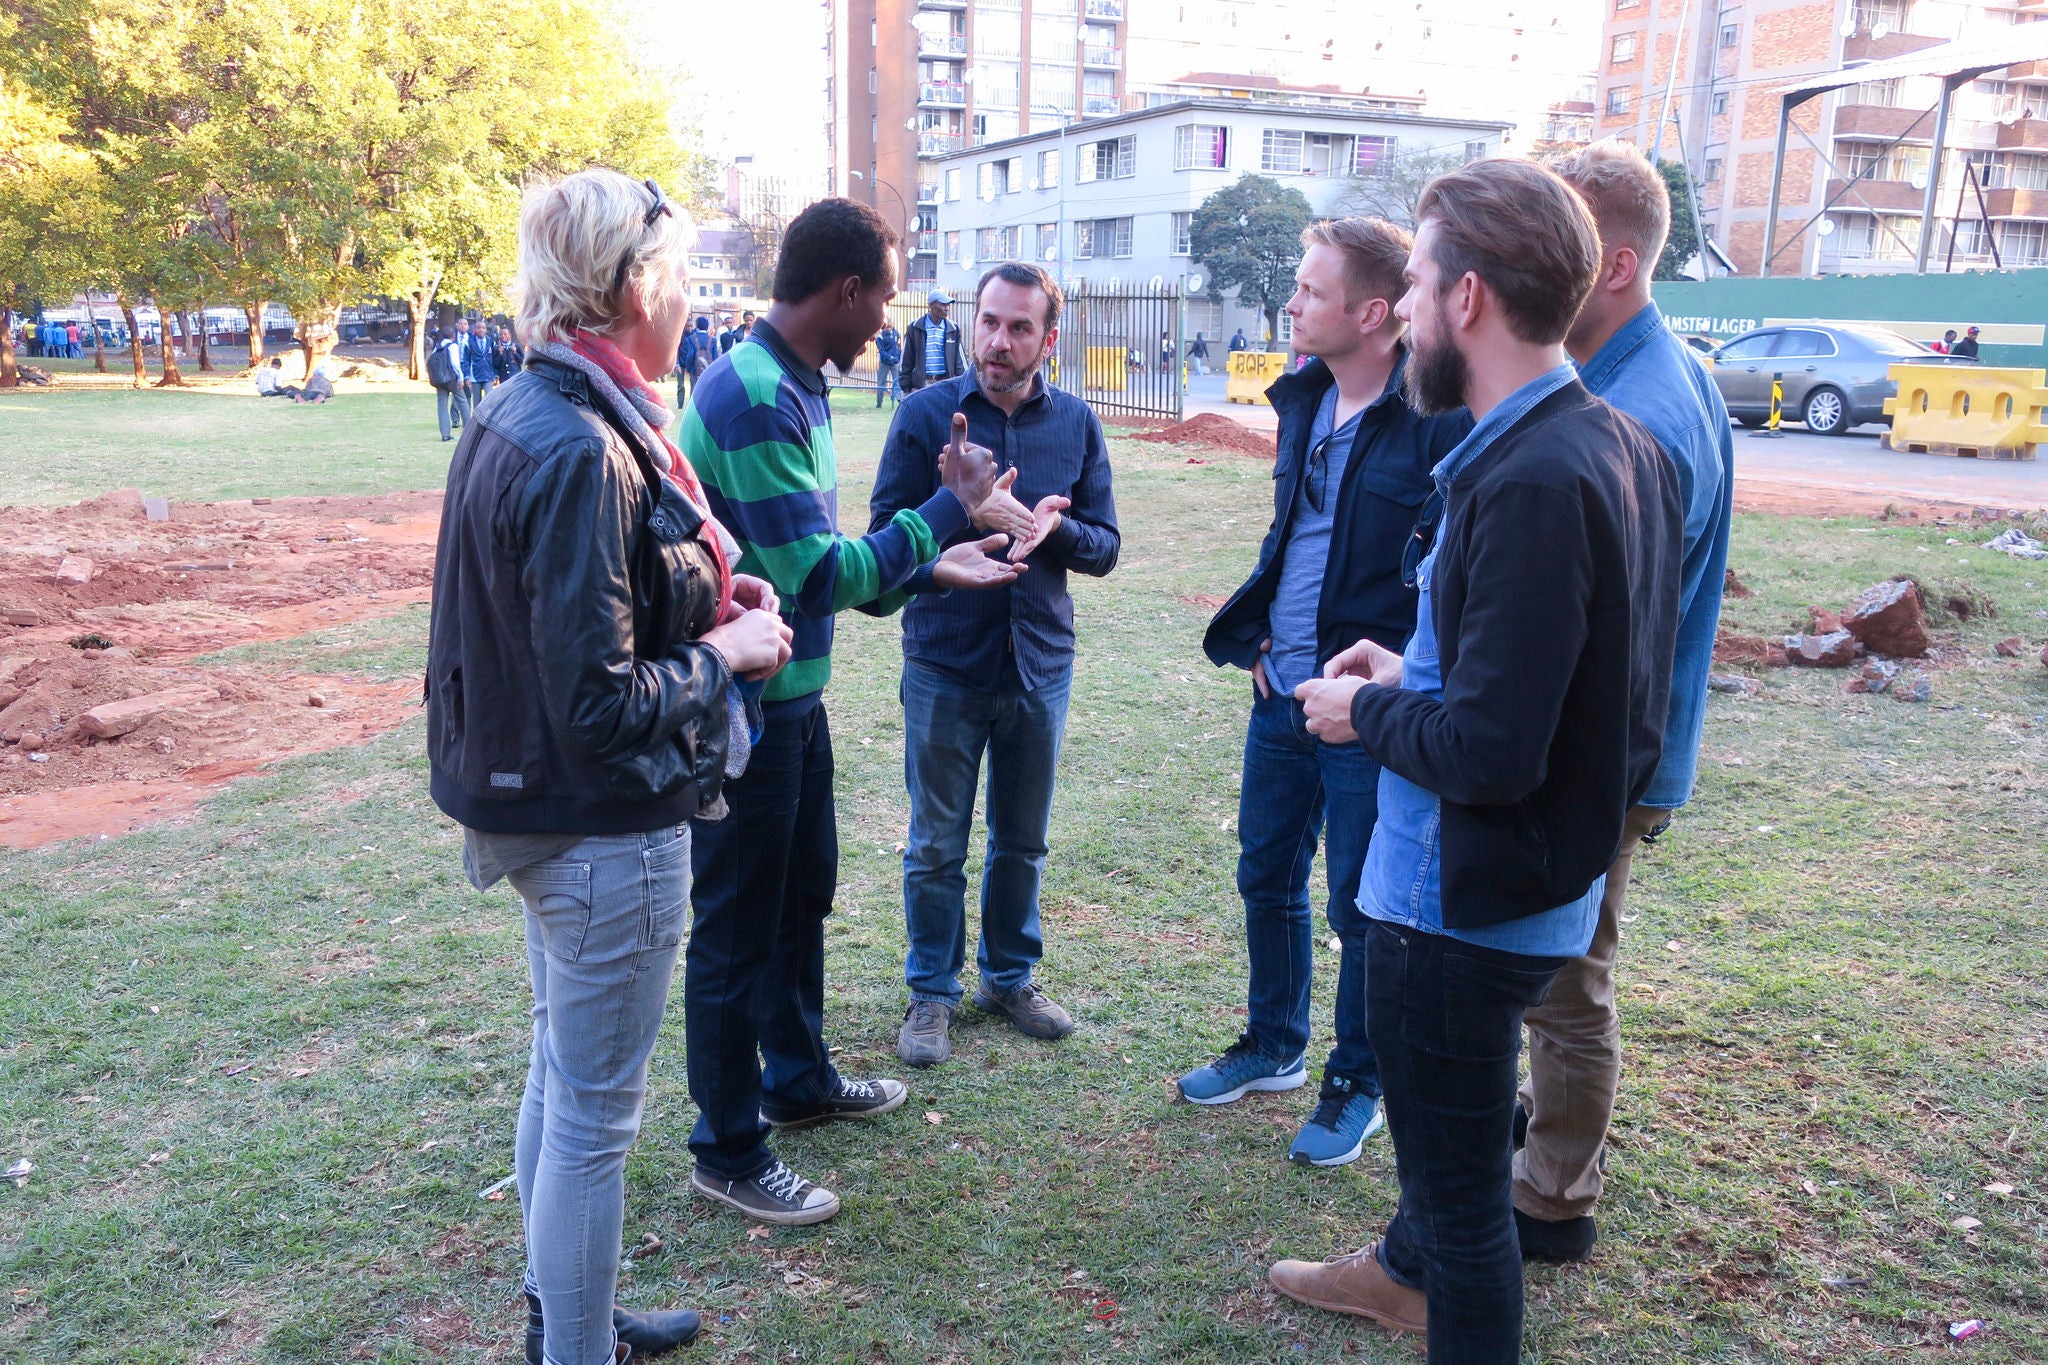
[1270,158,1683,1364]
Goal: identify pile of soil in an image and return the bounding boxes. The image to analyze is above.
[0,488,439,845]
[1127,412,1275,459]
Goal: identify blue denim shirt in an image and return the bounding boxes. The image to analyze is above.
[1357,363,1601,957]
[1576,304,1733,809]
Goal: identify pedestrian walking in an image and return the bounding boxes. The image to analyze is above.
[873,320,902,406]
[1952,325,1981,358]
[427,328,465,441]
[1188,331,1211,376]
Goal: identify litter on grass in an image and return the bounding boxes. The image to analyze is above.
[1981,528,2047,560]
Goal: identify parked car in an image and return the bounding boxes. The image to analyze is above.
[1681,334,1718,355]
[1707,323,1972,435]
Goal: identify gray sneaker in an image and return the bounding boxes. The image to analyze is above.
[897,999,956,1067]
[690,1159,840,1226]
[972,980,1075,1040]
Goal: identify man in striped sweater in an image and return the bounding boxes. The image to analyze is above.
[680,198,1025,1227]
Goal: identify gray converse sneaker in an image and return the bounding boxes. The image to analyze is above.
[972,980,1075,1040]
[897,999,956,1067]
[690,1159,840,1226]
[761,1076,908,1128]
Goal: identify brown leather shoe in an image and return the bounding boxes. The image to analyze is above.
[1268,1241,1427,1335]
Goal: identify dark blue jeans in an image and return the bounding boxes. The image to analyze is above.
[684,696,841,1180]
[899,658,1071,1005]
[1236,688,1382,1093]
[1369,919,1564,1365]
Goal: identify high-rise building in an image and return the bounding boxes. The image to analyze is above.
[1595,0,2048,276]
[832,0,1130,283]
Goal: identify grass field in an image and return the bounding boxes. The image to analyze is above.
[1,386,2045,1363]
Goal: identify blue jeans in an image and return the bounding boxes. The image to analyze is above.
[1370,920,1564,1365]
[509,826,691,1365]
[875,361,899,405]
[901,658,1071,1005]
[685,696,841,1179]
[1236,688,1382,1093]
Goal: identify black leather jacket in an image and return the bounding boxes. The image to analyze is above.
[427,356,732,834]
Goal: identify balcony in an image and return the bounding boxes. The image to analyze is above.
[918,0,967,9]
[1983,186,2048,217]
[915,232,939,255]
[917,32,967,57]
[1081,45,1122,69]
[1828,176,1928,212]
[1843,29,1944,62]
[917,182,940,205]
[1996,118,2048,151]
[2004,60,2048,79]
[919,132,967,155]
[1082,95,1119,116]
[1833,103,1930,141]
[1083,0,1124,17]
[919,81,967,107]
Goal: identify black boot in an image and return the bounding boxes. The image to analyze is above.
[525,1290,700,1363]
[1515,1206,1598,1263]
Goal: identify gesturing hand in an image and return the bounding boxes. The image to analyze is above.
[704,607,794,681]
[938,411,997,513]
[931,534,1027,590]
[1007,493,1069,562]
[729,573,780,617]
[1323,637,1404,689]
[1294,676,1366,745]
[973,467,1038,541]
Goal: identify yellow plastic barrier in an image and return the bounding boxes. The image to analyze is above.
[1882,364,2048,460]
[1225,350,1290,405]
[1084,346,1127,392]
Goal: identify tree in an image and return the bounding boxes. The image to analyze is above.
[0,80,83,386]
[1655,160,1704,281]
[1189,175,1314,350]
[1331,144,1471,229]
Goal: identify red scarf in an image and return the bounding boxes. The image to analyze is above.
[568,329,739,623]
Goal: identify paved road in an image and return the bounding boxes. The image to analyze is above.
[1179,374,2048,510]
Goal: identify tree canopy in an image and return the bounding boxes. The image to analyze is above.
[0,0,712,385]
[1188,175,1314,348]
[1655,160,1704,282]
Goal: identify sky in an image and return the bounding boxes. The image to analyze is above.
[629,0,831,186]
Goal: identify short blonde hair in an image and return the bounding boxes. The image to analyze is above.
[1553,139,1670,269]
[1300,216,1411,319]
[513,169,695,343]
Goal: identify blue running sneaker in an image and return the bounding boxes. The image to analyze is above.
[1177,1033,1307,1105]
[1288,1077,1385,1167]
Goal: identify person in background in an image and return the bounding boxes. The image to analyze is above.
[680,197,1017,1229]
[1513,137,1734,1267]
[493,325,524,385]
[717,315,742,354]
[429,167,793,1365]
[1952,324,1981,359]
[874,261,1119,1069]
[65,320,81,358]
[1274,158,1681,1363]
[1228,328,1249,355]
[900,290,963,393]
[429,328,465,441]
[1185,217,1469,1168]
[1160,329,1177,376]
[293,358,335,404]
[463,315,498,398]
[677,316,711,400]
[1931,329,1955,355]
[1188,331,1211,376]
[255,355,299,398]
[874,319,902,407]
[447,318,480,430]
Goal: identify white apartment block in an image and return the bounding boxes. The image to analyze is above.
[926,98,1507,342]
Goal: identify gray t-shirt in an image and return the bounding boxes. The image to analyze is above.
[1265,386,1361,698]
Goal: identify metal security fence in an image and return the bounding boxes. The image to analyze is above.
[827,282,1188,422]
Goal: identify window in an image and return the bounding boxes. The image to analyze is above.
[1005,156,1024,193]
[1033,64,1077,112]
[1704,157,1722,182]
[1072,217,1133,259]
[1851,0,1912,31]
[2010,153,2048,190]
[1611,33,1637,64]
[868,66,878,94]
[1716,332,1778,360]
[1847,77,1901,106]
[1464,140,1489,161]
[978,162,996,198]
[1034,150,1056,190]
[946,168,963,200]
[976,11,1021,56]
[1353,134,1391,175]
[974,60,1020,108]
[1174,124,1229,170]
[1077,135,1136,181]
[1841,142,1928,181]
[1718,22,1739,48]
[1260,128,1305,173]
[1951,218,1991,255]
[1171,211,1192,254]
[1616,0,1640,8]
[1605,87,1630,116]
[1037,222,1057,261]
[945,231,961,264]
[1712,91,1729,116]
[1999,219,2048,265]
[1031,15,1077,62]
[1774,329,1837,358]
[977,226,1018,261]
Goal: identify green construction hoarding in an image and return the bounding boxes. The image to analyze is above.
[1651,269,2048,370]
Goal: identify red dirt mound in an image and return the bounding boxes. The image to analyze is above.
[1128,412,1275,459]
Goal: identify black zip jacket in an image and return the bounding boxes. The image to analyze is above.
[427,356,733,834]
[901,315,964,391]
[1349,380,1682,927]
[1204,353,1472,670]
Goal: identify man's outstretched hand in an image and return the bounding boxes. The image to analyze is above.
[1007,493,1069,562]
[938,412,998,515]
[973,467,1038,541]
[931,533,1027,590]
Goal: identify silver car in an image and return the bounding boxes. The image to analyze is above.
[1708,323,1968,435]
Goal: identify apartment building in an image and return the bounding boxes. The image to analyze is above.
[927,99,1508,342]
[1595,0,2048,275]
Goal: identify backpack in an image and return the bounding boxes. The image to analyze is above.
[426,342,459,389]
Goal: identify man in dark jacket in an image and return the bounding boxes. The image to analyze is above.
[1179,216,1470,1174]
[1952,324,1981,358]
[1272,159,1681,1363]
[900,290,963,392]
[873,321,902,407]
